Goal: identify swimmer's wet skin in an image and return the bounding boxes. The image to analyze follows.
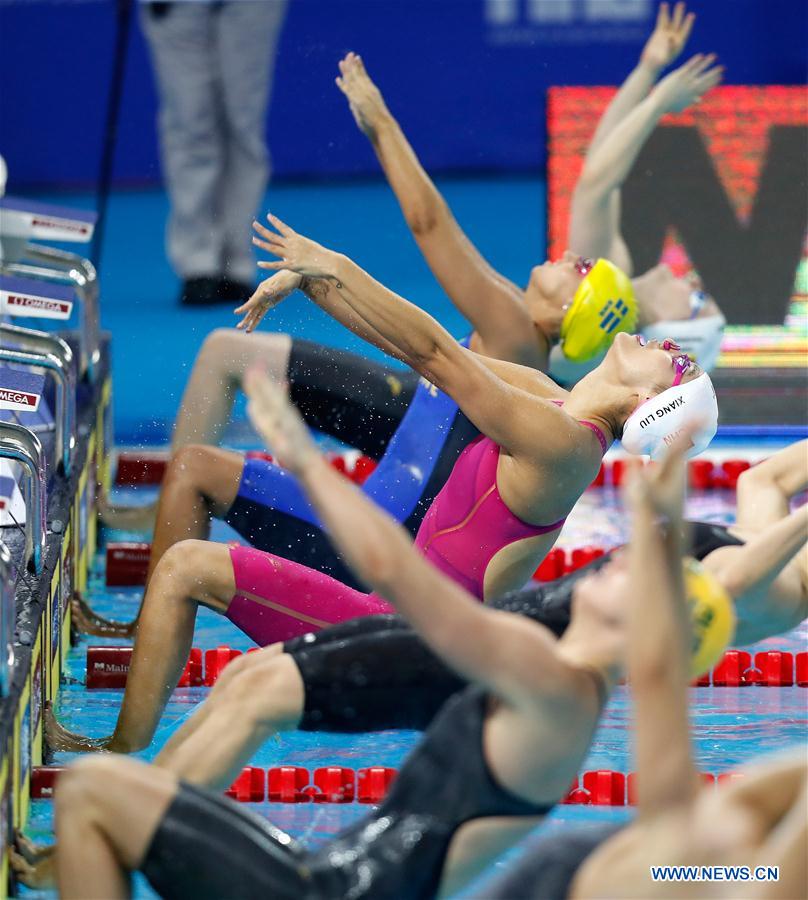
[54,219,701,754]
[48,374,627,897]
[46,375,807,900]
[149,458,807,788]
[88,215,641,642]
[27,7,807,896]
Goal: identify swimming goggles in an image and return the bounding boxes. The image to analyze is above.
[671,353,694,387]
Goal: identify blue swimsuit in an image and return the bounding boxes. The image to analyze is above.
[224,338,479,588]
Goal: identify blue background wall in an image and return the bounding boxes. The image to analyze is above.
[1,0,806,190]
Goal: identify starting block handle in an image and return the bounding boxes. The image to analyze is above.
[0,541,15,697]
[2,249,99,383]
[23,246,100,383]
[0,422,46,574]
[0,341,75,476]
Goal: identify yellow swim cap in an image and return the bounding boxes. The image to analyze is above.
[560,259,637,362]
[684,557,735,678]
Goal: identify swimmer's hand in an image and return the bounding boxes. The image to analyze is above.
[624,434,689,523]
[651,53,723,115]
[234,268,302,332]
[641,2,695,73]
[244,367,319,475]
[253,214,338,279]
[336,52,391,140]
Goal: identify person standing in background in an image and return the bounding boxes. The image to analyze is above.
[140,0,288,305]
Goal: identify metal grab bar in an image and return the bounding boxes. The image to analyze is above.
[0,423,46,574]
[23,245,100,381]
[1,246,99,382]
[0,541,16,696]
[0,323,74,368]
[0,325,76,473]
[0,337,76,476]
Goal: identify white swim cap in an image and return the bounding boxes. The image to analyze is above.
[642,314,726,372]
[622,371,718,460]
[0,155,6,198]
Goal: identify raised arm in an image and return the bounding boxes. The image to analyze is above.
[587,2,695,154]
[624,445,701,817]
[335,52,546,367]
[720,505,808,601]
[708,505,808,646]
[569,54,722,262]
[234,262,405,361]
[243,369,576,701]
[254,214,580,461]
[735,439,808,527]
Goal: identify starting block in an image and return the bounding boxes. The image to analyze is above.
[105,542,151,587]
[114,452,168,486]
[30,766,66,799]
[86,646,203,689]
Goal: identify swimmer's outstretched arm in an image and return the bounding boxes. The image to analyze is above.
[705,505,808,646]
[736,439,808,527]
[624,444,701,816]
[702,440,808,643]
[235,255,404,364]
[335,52,546,368]
[255,215,584,464]
[569,54,722,264]
[244,370,596,703]
[586,2,695,155]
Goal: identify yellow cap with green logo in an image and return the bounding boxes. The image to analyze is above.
[684,557,736,679]
[560,259,637,362]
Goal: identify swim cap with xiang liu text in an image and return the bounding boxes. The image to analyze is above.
[622,372,718,461]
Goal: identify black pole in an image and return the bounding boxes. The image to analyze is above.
[90,0,134,271]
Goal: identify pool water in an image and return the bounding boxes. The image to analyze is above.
[20,440,808,898]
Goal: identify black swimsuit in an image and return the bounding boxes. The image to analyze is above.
[288,338,418,456]
[286,522,741,733]
[690,520,744,559]
[141,686,553,900]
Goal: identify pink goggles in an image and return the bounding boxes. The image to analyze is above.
[671,352,693,387]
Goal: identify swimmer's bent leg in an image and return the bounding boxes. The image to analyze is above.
[225,457,363,588]
[287,339,416,458]
[227,545,393,645]
[142,782,311,900]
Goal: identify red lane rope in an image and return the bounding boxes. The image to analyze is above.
[31,764,744,806]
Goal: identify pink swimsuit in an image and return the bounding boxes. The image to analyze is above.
[226,421,609,645]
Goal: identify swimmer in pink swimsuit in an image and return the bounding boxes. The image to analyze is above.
[414,425,607,596]
[226,421,608,646]
[48,220,702,755]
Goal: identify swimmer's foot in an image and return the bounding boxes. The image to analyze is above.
[71,593,136,639]
[98,491,157,532]
[15,831,53,865]
[10,835,55,890]
[44,702,110,753]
